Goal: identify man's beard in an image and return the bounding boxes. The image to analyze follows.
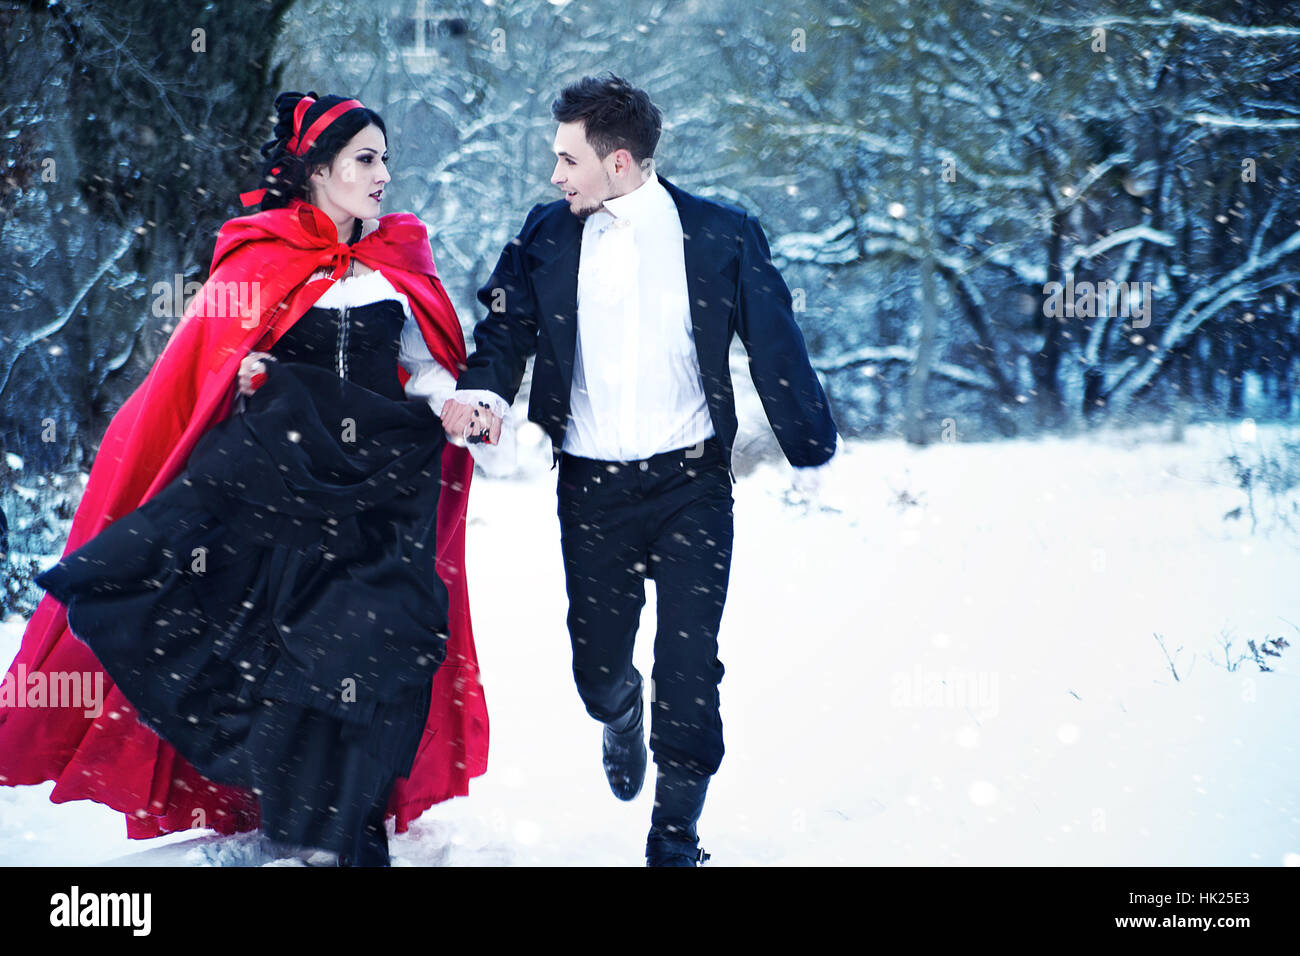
[569,171,616,220]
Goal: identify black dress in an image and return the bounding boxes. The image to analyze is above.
[36,294,448,866]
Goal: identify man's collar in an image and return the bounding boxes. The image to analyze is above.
[601,169,662,222]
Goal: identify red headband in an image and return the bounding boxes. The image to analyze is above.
[239,96,367,207]
[286,96,365,156]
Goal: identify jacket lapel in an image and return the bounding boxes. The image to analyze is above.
[659,175,738,389]
[527,213,582,390]
[527,175,740,403]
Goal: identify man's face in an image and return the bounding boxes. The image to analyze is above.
[550,120,616,220]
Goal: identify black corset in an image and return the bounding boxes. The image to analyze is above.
[270,300,407,402]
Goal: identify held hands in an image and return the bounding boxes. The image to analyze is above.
[440,397,502,446]
[237,351,276,396]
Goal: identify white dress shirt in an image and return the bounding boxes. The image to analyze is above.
[310,268,515,475]
[561,171,714,460]
[443,181,832,485]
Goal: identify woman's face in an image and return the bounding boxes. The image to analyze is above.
[307,123,389,232]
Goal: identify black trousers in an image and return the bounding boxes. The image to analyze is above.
[556,437,733,779]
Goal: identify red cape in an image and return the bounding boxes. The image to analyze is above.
[0,199,488,840]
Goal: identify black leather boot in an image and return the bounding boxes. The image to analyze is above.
[645,763,711,866]
[602,694,647,801]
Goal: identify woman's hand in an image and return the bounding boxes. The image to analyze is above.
[440,397,501,445]
[237,351,276,396]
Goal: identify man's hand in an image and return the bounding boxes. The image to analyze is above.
[790,461,828,500]
[440,397,502,445]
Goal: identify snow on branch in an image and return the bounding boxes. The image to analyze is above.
[818,344,996,391]
[0,223,140,398]
[771,218,858,264]
[1026,10,1300,39]
[773,216,1048,288]
[1061,153,1133,209]
[1108,228,1300,405]
[1063,225,1176,274]
[1190,113,1300,130]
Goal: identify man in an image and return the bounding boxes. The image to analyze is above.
[442,73,837,866]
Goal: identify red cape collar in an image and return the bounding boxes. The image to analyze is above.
[214,198,440,281]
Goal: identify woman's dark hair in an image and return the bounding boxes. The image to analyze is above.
[249,90,387,232]
[551,73,661,162]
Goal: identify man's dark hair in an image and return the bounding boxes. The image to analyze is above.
[551,73,662,162]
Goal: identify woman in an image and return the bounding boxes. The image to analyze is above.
[0,91,506,865]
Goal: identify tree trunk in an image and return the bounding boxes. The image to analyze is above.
[902,23,939,446]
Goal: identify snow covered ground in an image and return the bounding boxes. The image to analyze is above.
[2,419,1298,866]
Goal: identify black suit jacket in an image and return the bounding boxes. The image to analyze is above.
[455,174,837,473]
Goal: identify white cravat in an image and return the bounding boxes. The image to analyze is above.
[563,171,713,461]
[575,215,639,447]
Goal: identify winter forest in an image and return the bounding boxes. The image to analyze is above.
[1,0,1298,870]
[4,1,1300,559]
